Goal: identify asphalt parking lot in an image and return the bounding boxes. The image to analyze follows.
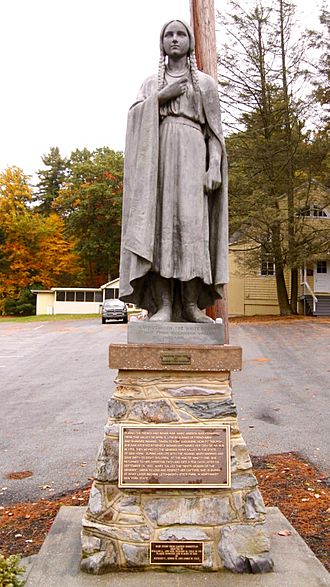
[231,319,330,476]
[0,317,329,504]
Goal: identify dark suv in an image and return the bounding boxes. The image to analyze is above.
[101,299,128,324]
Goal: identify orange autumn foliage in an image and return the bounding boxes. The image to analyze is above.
[0,167,82,312]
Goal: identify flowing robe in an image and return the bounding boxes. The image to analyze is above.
[119,71,228,315]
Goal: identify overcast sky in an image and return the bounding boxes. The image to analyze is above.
[0,0,322,180]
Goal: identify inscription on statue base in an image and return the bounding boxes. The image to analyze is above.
[150,541,204,565]
[127,321,225,345]
[119,425,231,488]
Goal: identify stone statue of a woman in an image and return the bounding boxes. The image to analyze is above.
[119,19,228,322]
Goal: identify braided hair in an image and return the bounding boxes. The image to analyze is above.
[189,50,200,92]
[158,52,166,90]
[158,20,200,92]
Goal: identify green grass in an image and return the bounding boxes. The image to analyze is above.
[0,314,100,323]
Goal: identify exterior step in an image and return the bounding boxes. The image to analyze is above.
[301,295,330,316]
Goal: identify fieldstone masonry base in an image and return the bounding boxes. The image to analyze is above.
[81,344,273,574]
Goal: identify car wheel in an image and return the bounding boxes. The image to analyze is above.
[123,316,128,324]
[102,317,106,324]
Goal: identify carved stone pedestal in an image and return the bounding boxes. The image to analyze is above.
[81,344,273,574]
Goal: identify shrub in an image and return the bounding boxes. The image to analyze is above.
[3,289,35,316]
[0,554,25,586]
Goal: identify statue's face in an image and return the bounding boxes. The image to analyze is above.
[163,21,190,58]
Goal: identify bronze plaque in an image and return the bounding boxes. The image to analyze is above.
[119,425,230,488]
[150,541,204,565]
[160,351,191,365]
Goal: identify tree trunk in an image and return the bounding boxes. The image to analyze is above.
[279,0,297,313]
[257,7,292,317]
[190,0,229,343]
[276,265,293,315]
[272,224,293,315]
[290,267,299,314]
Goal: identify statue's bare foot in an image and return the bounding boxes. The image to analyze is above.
[149,306,172,321]
[183,304,214,323]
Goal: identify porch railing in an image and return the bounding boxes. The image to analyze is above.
[300,281,318,314]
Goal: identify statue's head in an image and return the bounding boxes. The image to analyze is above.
[160,19,195,57]
[158,19,199,92]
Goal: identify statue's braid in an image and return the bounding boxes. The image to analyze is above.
[158,52,166,90]
[189,51,200,92]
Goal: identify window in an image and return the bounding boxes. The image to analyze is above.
[260,258,275,276]
[260,237,275,276]
[55,290,101,302]
[317,261,327,274]
[105,288,117,300]
[298,205,328,218]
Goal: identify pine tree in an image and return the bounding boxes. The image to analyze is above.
[218,0,312,314]
[35,146,68,214]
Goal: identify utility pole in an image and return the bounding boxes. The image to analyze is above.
[190,0,229,343]
[190,0,217,79]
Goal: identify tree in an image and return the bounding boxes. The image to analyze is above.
[309,4,330,127]
[31,213,84,287]
[300,5,330,189]
[53,147,124,285]
[295,129,330,188]
[0,167,35,304]
[35,147,68,214]
[0,167,82,314]
[3,288,36,316]
[275,0,310,311]
[218,0,314,314]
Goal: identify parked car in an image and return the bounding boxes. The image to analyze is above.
[101,299,128,324]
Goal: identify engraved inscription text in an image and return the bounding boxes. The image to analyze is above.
[150,541,203,564]
[119,426,230,487]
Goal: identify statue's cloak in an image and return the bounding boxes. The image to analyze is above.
[119,71,228,312]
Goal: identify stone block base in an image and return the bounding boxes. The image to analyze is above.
[81,344,273,574]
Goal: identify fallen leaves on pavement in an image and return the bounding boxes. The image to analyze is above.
[6,471,33,480]
[253,452,329,571]
[0,484,92,559]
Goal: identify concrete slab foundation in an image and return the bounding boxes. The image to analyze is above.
[24,506,329,587]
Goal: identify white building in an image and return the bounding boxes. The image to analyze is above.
[32,278,120,316]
